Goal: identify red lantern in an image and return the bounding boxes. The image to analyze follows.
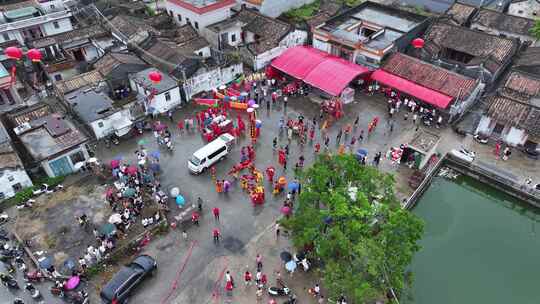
[27,49,42,62]
[148,71,162,84]
[412,38,425,49]
[5,47,22,60]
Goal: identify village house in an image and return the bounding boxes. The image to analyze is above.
[108,14,160,45]
[443,2,478,26]
[92,51,149,100]
[28,24,110,67]
[165,0,236,38]
[129,67,182,114]
[311,1,429,68]
[0,60,24,114]
[305,0,343,30]
[207,7,307,70]
[371,52,484,122]
[138,29,242,101]
[470,8,538,46]
[5,103,89,177]
[507,0,540,20]
[63,87,134,139]
[417,20,519,84]
[240,0,316,18]
[0,0,73,45]
[476,70,540,149]
[0,121,32,201]
[512,46,540,77]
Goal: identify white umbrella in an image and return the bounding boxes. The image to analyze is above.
[252,104,259,109]
[108,213,122,224]
[73,162,86,171]
[240,92,249,96]
[87,157,98,163]
[170,187,180,197]
[219,85,226,90]
[285,260,297,272]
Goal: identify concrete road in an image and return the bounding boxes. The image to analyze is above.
[89,92,415,304]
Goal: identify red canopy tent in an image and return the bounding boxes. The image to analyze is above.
[271,46,370,96]
[370,69,453,109]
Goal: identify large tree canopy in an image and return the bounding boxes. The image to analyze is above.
[285,154,424,303]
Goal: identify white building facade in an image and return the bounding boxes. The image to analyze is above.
[182,62,242,100]
[0,167,32,200]
[166,0,235,40]
[0,0,73,45]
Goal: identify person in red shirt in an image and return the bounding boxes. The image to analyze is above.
[244,271,252,286]
[315,143,321,153]
[213,228,220,244]
[212,207,220,221]
[191,211,199,226]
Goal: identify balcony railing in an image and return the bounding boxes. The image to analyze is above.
[0,10,71,32]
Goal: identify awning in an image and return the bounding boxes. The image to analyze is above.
[304,57,369,96]
[371,69,453,109]
[271,47,328,79]
[271,46,370,96]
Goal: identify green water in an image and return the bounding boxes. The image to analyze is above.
[408,176,540,304]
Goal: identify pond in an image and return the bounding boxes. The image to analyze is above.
[406,175,540,304]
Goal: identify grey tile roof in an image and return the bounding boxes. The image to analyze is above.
[130,67,178,94]
[93,52,147,76]
[55,70,104,95]
[64,88,116,123]
[472,8,536,36]
[444,2,477,25]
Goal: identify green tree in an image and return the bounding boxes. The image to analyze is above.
[531,20,540,40]
[285,154,424,303]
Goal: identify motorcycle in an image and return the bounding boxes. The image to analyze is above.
[165,137,174,151]
[268,279,290,297]
[25,283,42,300]
[50,282,65,297]
[15,256,26,271]
[0,213,8,225]
[65,290,89,304]
[13,298,24,304]
[284,294,297,304]
[474,134,489,144]
[24,270,45,282]
[1,274,19,289]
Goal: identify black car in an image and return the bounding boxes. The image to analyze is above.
[100,255,157,303]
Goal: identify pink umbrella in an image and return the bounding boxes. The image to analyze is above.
[65,275,80,290]
[154,121,167,131]
[105,187,115,198]
[280,206,291,215]
[110,159,120,169]
[126,166,138,176]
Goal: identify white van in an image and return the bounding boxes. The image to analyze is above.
[188,134,234,174]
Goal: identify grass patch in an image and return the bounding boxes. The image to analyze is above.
[285,0,321,22]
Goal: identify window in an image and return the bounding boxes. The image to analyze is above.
[165,92,171,101]
[7,175,14,182]
[194,22,199,29]
[186,18,191,26]
[208,146,226,160]
[231,34,236,43]
[98,121,104,128]
[2,33,9,41]
[12,183,22,192]
[54,74,62,81]
[198,51,203,56]
[70,151,85,164]
[53,21,60,29]
[177,14,182,22]
[50,4,55,9]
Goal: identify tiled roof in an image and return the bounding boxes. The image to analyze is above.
[93,52,146,76]
[55,70,104,95]
[0,142,23,170]
[472,8,536,36]
[501,71,540,101]
[8,103,51,128]
[236,8,292,54]
[382,53,477,99]
[172,24,210,53]
[444,2,476,25]
[487,96,540,137]
[109,15,158,40]
[514,47,540,76]
[307,0,343,28]
[424,21,518,72]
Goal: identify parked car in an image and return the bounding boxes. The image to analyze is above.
[100,255,157,303]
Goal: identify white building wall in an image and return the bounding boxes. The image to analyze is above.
[508,0,540,20]
[41,17,73,36]
[183,62,242,100]
[313,37,331,53]
[258,0,316,18]
[0,30,24,44]
[89,109,132,139]
[39,0,66,13]
[252,30,307,70]
[0,168,32,200]
[83,44,100,62]
[130,78,183,114]
[42,145,88,177]
[195,45,212,58]
[166,1,234,35]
